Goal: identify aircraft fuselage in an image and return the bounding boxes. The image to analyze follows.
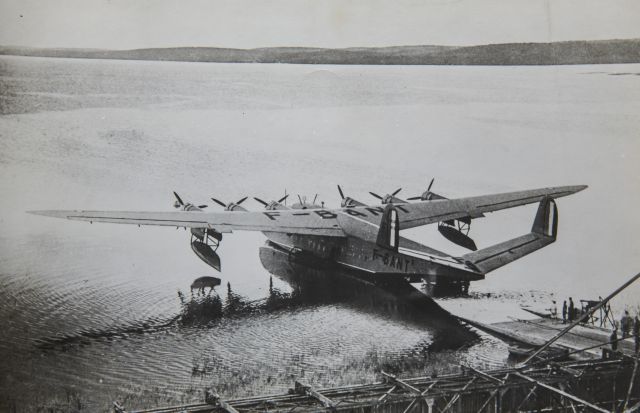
[261,231,484,284]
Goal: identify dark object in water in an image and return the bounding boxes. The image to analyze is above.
[509,345,569,361]
[191,240,221,271]
[521,307,554,319]
[190,276,221,290]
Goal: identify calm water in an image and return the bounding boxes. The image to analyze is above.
[0,56,639,412]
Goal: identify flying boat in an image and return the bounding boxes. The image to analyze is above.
[29,183,586,294]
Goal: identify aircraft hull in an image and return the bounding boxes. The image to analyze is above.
[261,232,483,283]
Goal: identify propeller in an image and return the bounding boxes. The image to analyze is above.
[369,187,402,203]
[210,196,248,209]
[173,191,208,209]
[407,178,439,201]
[254,197,268,207]
[337,185,368,208]
[254,194,288,207]
[173,191,184,207]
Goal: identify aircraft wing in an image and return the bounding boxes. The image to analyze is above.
[339,185,587,231]
[29,185,586,237]
[28,209,346,237]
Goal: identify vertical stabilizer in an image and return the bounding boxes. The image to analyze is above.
[532,196,557,238]
[376,204,400,252]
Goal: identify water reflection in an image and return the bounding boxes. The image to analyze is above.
[35,242,477,352]
[257,242,478,351]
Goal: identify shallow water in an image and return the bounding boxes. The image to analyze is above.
[0,55,639,411]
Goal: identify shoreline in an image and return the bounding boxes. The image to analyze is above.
[2,38,639,66]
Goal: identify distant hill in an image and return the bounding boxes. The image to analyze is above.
[1,39,639,65]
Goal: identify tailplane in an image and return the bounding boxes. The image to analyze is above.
[462,197,557,274]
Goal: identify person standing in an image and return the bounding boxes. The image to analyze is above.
[611,328,618,352]
[568,297,575,322]
[562,300,568,324]
[634,316,639,354]
[621,310,631,338]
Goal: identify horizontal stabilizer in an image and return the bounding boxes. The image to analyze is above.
[462,197,557,274]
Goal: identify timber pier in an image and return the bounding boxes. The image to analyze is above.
[115,272,640,413]
[118,356,639,413]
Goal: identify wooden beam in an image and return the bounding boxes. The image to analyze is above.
[514,372,609,413]
[113,401,126,413]
[558,383,578,413]
[218,401,240,413]
[626,400,640,413]
[381,371,421,395]
[294,381,335,409]
[440,377,477,413]
[475,389,499,413]
[515,384,539,411]
[461,364,505,384]
[377,385,397,402]
[401,381,439,413]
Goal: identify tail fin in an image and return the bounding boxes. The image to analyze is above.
[462,197,557,274]
[376,204,400,252]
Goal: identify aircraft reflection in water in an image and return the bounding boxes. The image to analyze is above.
[30,182,587,295]
[257,241,478,349]
[36,250,475,351]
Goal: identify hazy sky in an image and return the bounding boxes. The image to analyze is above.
[1,0,639,49]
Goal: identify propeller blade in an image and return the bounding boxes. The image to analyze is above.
[278,194,289,203]
[313,194,318,204]
[392,188,402,196]
[173,191,185,206]
[198,205,208,209]
[407,196,422,200]
[369,192,383,200]
[427,178,435,192]
[297,195,303,204]
[210,198,227,208]
[253,197,269,206]
[337,185,345,199]
[236,196,248,205]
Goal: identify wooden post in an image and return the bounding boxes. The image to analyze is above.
[621,355,639,411]
[440,377,477,412]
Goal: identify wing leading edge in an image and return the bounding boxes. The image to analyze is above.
[29,185,586,237]
[340,185,586,231]
[28,209,346,237]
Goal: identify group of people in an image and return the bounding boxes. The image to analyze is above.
[610,310,640,353]
[561,297,580,323]
[557,298,639,353]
